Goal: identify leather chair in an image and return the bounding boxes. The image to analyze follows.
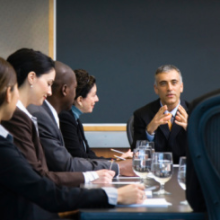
[126,115,134,148]
[187,90,220,220]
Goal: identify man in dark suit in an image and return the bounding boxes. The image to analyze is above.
[28,61,135,177]
[132,64,189,164]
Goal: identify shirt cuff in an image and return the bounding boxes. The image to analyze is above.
[102,187,118,205]
[82,171,99,183]
[146,131,155,141]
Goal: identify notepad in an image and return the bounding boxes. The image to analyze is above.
[145,190,152,197]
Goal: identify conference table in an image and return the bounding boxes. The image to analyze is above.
[78,165,206,220]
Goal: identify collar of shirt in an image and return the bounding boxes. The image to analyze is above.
[44,100,60,128]
[71,105,83,121]
[17,100,33,119]
[160,100,180,117]
[0,124,10,138]
[17,100,40,135]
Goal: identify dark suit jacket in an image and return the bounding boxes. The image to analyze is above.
[2,107,84,187]
[0,135,112,220]
[59,110,107,159]
[186,89,220,212]
[27,102,119,174]
[132,99,189,164]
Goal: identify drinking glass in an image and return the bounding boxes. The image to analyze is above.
[136,140,154,151]
[177,156,188,205]
[151,152,173,195]
[138,141,155,178]
[136,140,147,149]
[132,148,152,184]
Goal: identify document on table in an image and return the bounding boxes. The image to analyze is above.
[111,181,140,184]
[116,176,141,179]
[117,198,172,207]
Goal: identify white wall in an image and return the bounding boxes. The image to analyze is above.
[85,131,130,149]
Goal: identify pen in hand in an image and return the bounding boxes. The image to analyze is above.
[114,155,126,161]
[111,148,125,154]
[109,159,114,170]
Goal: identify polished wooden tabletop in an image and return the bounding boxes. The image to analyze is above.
[79,166,206,220]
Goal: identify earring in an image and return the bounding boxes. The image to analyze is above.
[30,84,33,88]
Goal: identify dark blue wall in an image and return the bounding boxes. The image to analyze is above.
[57,0,220,123]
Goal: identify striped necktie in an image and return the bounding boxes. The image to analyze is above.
[168,113,173,131]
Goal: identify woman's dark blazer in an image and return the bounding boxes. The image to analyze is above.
[2,107,84,187]
[59,109,108,159]
[0,135,112,220]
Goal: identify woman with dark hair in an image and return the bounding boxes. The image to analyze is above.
[2,48,89,187]
[0,57,146,220]
[0,57,62,220]
[59,69,132,159]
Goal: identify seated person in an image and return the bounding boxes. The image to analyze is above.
[186,89,220,212]
[59,69,132,160]
[2,48,116,188]
[27,61,135,176]
[0,57,146,220]
[132,64,188,164]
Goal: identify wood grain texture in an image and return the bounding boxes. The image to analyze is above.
[84,125,126,131]
[49,0,54,59]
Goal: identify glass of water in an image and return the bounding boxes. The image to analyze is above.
[136,140,155,153]
[177,156,188,205]
[151,152,173,195]
[136,140,147,149]
[132,148,152,184]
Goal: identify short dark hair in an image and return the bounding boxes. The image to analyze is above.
[7,48,55,87]
[154,64,182,85]
[74,69,96,100]
[0,57,17,106]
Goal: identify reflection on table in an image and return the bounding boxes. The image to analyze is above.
[79,166,206,220]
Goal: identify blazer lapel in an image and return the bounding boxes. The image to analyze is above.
[157,99,188,140]
[152,100,170,139]
[169,99,188,139]
[77,119,88,152]
[42,102,65,146]
[42,102,57,125]
[160,124,170,140]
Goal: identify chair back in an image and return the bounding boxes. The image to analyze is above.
[126,115,134,147]
[188,93,220,220]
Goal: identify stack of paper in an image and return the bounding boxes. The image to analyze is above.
[117,198,172,207]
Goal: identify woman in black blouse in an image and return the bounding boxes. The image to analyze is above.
[59,69,132,160]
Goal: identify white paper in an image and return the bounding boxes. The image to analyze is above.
[111,182,141,184]
[145,191,152,197]
[115,176,141,179]
[117,198,172,207]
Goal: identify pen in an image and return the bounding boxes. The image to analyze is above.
[114,155,126,161]
[145,185,158,191]
[111,148,125,154]
[109,159,114,170]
